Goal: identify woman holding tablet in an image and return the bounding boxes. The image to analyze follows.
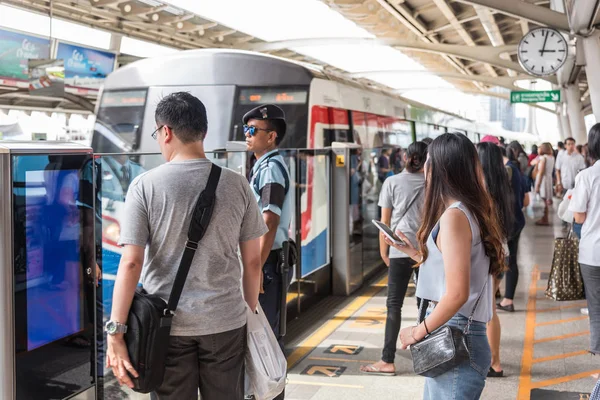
[384,133,505,399]
[360,141,428,376]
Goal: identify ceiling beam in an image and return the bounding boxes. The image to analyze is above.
[432,0,498,77]
[243,37,535,75]
[452,0,570,31]
[374,0,485,90]
[349,69,535,89]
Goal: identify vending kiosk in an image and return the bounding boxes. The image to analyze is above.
[0,142,96,400]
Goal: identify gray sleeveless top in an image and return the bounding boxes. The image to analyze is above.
[415,202,493,323]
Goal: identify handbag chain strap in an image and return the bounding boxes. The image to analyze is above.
[464,275,489,334]
[165,164,222,315]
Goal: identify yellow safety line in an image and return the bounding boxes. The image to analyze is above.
[287,380,364,389]
[308,356,379,364]
[532,350,590,364]
[533,331,590,344]
[530,369,600,389]
[517,265,539,400]
[535,315,588,327]
[286,275,388,369]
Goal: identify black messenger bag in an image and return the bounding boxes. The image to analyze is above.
[124,164,221,393]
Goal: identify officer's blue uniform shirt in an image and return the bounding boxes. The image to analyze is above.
[250,149,292,250]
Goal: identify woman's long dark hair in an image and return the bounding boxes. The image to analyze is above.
[405,141,428,173]
[507,141,525,162]
[477,142,514,240]
[416,133,506,277]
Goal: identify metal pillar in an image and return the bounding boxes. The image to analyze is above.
[565,84,587,143]
[583,33,600,125]
[556,103,571,139]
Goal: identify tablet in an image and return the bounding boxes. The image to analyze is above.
[372,220,406,246]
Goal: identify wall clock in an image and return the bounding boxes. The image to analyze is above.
[517,27,568,76]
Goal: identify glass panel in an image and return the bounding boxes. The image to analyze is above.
[361,148,383,278]
[12,154,95,399]
[349,148,363,280]
[297,150,330,278]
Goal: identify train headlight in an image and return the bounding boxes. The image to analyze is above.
[102,215,121,246]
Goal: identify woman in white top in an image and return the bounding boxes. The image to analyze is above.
[568,124,600,395]
[534,142,555,225]
[385,133,506,399]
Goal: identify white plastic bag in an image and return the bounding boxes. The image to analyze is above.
[557,189,574,223]
[245,304,286,400]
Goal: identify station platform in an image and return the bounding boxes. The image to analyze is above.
[282,200,598,400]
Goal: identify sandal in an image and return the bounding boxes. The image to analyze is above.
[360,364,396,376]
[487,367,504,378]
[497,303,515,312]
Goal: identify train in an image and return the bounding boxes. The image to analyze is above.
[91,49,537,317]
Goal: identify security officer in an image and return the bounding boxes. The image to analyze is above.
[244,104,293,355]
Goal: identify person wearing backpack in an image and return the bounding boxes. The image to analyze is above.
[244,104,293,400]
[105,92,266,399]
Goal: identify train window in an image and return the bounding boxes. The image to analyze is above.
[95,89,147,152]
[232,86,309,149]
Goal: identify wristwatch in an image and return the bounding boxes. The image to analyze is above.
[104,320,128,335]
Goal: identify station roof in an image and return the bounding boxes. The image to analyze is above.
[0,0,594,118]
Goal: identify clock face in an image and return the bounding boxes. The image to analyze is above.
[518,27,568,76]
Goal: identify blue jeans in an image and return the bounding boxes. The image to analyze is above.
[423,313,491,400]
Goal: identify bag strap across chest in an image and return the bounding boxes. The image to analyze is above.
[166,164,221,314]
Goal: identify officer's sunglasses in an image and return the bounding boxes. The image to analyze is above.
[243,124,272,137]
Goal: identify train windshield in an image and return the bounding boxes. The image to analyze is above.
[232,87,309,149]
[93,90,147,153]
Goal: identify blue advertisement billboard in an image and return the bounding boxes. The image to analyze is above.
[0,28,51,81]
[56,42,116,89]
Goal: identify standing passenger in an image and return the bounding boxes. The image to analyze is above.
[498,143,530,314]
[106,92,266,400]
[534,143,555,226]
[569,123,600,395]
[528,144,538,165]
[477,143,514,378]
[360,141,427,376]
[386,133,505,399]
[556,137,586,196]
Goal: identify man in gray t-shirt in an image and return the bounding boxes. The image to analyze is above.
[105,92,266,400]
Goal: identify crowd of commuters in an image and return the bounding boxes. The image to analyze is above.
[365,127,600,398]
[101,90,599,399]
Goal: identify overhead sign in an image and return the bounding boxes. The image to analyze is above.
[56,42,116,89]
[0,29,51,82]
[510,90,561,104]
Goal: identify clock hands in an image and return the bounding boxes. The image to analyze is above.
[540,30,549,55]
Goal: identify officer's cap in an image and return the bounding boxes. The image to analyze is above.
[242,104,286,124]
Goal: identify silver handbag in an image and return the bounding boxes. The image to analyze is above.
[410,278,489,378]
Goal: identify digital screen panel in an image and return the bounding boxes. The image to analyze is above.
[12,155,91,352]
[239,88,308,105]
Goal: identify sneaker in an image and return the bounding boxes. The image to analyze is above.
[581,308,589,315]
